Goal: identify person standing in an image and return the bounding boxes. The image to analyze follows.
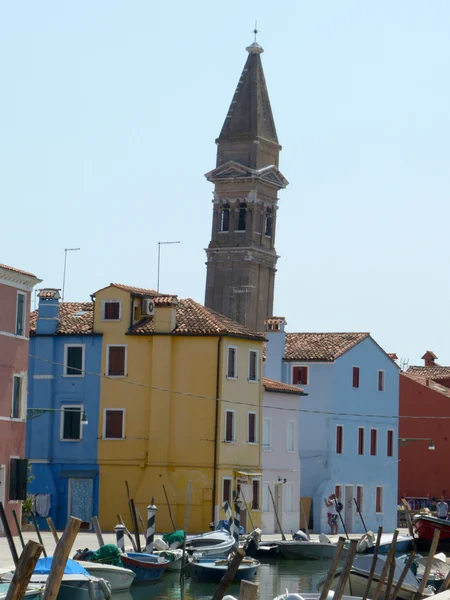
[325,494,339,534]
[436,496,449,520]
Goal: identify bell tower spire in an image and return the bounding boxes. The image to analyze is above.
[204,41,288,332]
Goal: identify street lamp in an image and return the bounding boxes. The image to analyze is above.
[157,241,180,292]
[62,248,81,303]
[398,437,435,450]
[27,408,88,425]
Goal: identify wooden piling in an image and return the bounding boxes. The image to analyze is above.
[5,540,43,600]
[212,548,245,600]
[362,526,383,600]
[390,552,416,600]
[42,516,81,600]
[401,498,417,551]
[239,580,259,600]
[438,566,450,593]
[384,553,397,600]
[163,485,178,531]
[414,528,440,600]
[371,530,399,600]
[318,537,347,600]
[92,516,104,547]
[0,501,19,566]
[30,512,47,558]
[11,510,25,550]
[334,539,358,600]
[46,518,59,545]
[129,499,141,553]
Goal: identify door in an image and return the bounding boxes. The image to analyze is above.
[69,478,93,530]
[274,483,283,533]
[344,485,354,533]
[0,466,5,532]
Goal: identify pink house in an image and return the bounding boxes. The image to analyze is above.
[0,264,41,534]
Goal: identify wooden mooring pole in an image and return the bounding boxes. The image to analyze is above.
[42,516,81,600]
[5,540,43,600]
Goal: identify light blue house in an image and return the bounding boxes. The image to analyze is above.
[27,289,102,530]
[264,318,399,534]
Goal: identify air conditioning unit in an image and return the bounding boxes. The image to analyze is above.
[141,298,155,316]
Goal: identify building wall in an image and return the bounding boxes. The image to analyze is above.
[399,374,449,500]
[262,390,300,534]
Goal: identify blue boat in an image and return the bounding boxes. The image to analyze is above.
[365,534,414,555]
[121,552,169,583]
[185,557,260,582]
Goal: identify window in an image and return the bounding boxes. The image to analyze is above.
[12,376,23,419]
[263,418,271,451]
[9,458,28,501]
[220,204,230,232]
[370,429,378,456]
[227,346,237,379]
[292,366,308,385]
[378,370,385,391]
[104,409,125,439]
[285,483,294,513]
[262,483,271,512]
[265,208,273,236]
[387,430,394,457]
[358,427,364,455]
[248,350,258,382]
[237,202,247,231]
[102,301,121,321]
[225,410,235,442]
[376,486,384,513]
[248,412,257,443]
[61,407,82,441]
[287,421,296,452]
[222,478,232,505]
[64,345,84,376]
[335,485,342,501]
[356,485,364,513]
[16,293,26,336]
[107,345,127,377]
[336,425,343,454]
[252,479,260,510]
[353,366,360,388]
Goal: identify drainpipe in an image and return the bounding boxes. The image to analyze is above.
[212,336,223,524]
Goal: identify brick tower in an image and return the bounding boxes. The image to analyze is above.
[204,41,288,332]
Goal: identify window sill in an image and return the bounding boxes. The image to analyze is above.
[248,379,259,384]
[106,375,127,379]
[217,231,229,234]
[262,448,272,452]
[247,442,258,445]
[226,376,237,381]
[60,439,82,443]
[102,437,125,441]
[8,500,19,505]
[234,230,246,233]
[9,417,26,423]
[62,374,85,378]
[287,450,297,454]
[101,318,121,322]
[223,440,236,444]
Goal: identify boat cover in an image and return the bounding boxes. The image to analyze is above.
[34,557,90,575]
[162,530,185,547]
[83,545,123,567]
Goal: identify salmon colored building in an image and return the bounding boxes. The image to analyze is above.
[0,264,41,533]
[399,352,450,510]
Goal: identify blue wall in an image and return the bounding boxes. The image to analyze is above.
[27,333,102,530]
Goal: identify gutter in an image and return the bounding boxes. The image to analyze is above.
[212,335,223,524]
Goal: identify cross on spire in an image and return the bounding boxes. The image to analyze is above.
[252,21,259,43]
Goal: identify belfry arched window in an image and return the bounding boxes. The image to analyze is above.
[220,203,230,232]
[265,207,273,237]
[237,202,247,231]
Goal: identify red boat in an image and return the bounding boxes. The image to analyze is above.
[414,514,450,543]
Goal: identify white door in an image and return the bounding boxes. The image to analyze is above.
[0,465,6,532]
[344,485,354,533]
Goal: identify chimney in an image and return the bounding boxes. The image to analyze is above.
[153,296,178,333]
[263,317,287,382]
[422,351,438,367]
[36,289,61,335]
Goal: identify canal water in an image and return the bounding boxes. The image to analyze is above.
[114,559,330,600]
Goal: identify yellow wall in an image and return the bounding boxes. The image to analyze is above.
[94,285,264,533]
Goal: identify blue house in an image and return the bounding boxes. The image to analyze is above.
[27,289,102,530]
[264,318,399,534]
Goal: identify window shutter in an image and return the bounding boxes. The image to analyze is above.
[292,367,300,384]
[108,347,125,376]
[106,410,123,438]
[226,412,234,441]
[227,348,236,378]
[300,367,308,384]
[252,480,260,510]
[387,430,393,457]
[105,302,120,320]
[358,428,364,455]
[67,347,83,375]
[9,459,18,501]
[248,413,256,443]
[16,459,28,501]
[353,367,360,388]
[16,294,25,336]
[12,377,21,419]
[336,426,343,454]
[249,352,257,381]
[223,479,231,503]
[370,429,377,455]
[378,371,384,391]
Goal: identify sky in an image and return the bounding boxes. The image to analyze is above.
[1,1,450,366]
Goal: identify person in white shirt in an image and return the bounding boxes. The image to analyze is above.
[325,494,339,534]
[436,496,448,520]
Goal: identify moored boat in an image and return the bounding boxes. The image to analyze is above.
[75,562,135,592]
[414,514,450,545]
[185,530,236,557]
[357,532,414,554]
[121,552,170,583]
[153,549,183,571]
[185,556,259,582]
[277,539,340,560]
[0,583,42,600]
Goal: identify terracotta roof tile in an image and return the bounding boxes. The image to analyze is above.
[388,353,398,361]
[263,377,305,395]
[407,365,450,380]
[284,332,369,361]
[130,298,265,340]
[38,289,61,299]
[30,302,94,335]
[154,296,178,306]
[422,351,438,360]
[0,263,38,278]
[401,372,450,398]
[110,283,159,297]
[264,317,286,325]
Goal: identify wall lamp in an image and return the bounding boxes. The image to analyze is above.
[278,477,287,484]
[27,408,88,425]
[398,437,435,450]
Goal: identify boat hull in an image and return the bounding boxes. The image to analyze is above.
[186,560,259,582]
[121,553,168,582]
[277,541,338,560]
[76,562,135,591]
[414,516,450,544]
[366,538,414,554]
[0,584,42,600]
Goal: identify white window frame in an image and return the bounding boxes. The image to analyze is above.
[106,344,128,378]
[387,429,395,457]
[284,482,295,513]
[336,424,344,454]
[262,482,271,512]
[101,300,122,322]
[378,370,385,392]
[356,484,364,514]
[227,346,238,380]
[247,411,258,444]
[287,420,296,453]
[63,344,85,377]
[222,477,233,505]
[225,409,236,443]
[60,405,84,442]
[291,364,309,386]
[102,408,126,440]
[248,350,259,382]
[262,417,272,452]
[376,485,384,514]
[370,428,378,456]
[15,292,26,337]
[11,374,25,421]
[357,426,365,455]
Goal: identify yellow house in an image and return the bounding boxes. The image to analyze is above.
[93,283,265,533]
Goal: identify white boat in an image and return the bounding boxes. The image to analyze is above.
[0,582,42,600]
[277,534,340,560]
[318,554,435,600]
[186,530,236,557]
[0,573,111,600]
[274,593,363,600]
[153,549,183,571]
[75,562,135,592]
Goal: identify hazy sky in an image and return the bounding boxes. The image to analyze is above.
[2,1,449,366]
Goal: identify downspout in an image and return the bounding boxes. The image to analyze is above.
[212,336,223,524]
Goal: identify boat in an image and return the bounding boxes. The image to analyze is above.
[152,549,183,571]
[185,530,236,557]
[277,534,341,560]
[415,553,450,591]
[317,554,435,600]
[120,552,170,583]
[357,531,414,554]
[185,556,260,582]
[75,562,135,592]
[414,514,450,544]
[274,593,364,600]
[0,582,42,600]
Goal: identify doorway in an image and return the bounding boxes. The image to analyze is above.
[344,485,354,533]
[68,478,93,530]
[0,465,5,532]
[274,483,283,533]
